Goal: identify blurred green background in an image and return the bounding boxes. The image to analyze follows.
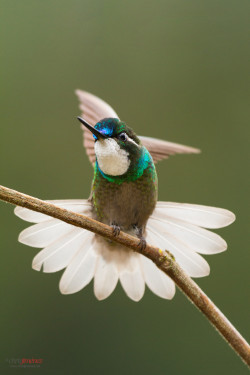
[0,0,249,374]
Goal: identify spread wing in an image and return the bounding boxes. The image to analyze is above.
[75,89,119,165]
[138,136,200,162]
[75,89,200,165]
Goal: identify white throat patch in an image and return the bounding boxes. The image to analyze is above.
[95,138,130,176]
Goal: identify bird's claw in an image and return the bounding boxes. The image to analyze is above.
[137,238,147,252]
[111,223,121,237]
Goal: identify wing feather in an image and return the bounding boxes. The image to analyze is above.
[75,89,119,125]
[139,135,200,163]
[75,89,200,165]
[76,90,119,165]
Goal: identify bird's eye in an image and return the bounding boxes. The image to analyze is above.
[118,132,127,142]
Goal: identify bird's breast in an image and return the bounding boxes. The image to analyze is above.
[91,165,158,230]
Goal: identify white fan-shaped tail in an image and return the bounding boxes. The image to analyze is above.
[18,219,73,248]
[147,225,210,277]
[141,256,175,299]
[15,198,235,300]
[94,247,119,300]
[155,202,235,229]
[148,216,227,254]
[118,250,145,302]
[32,228,89,272]
[59,232,96,294]
[14,200,92,223]
[142,231,176,299]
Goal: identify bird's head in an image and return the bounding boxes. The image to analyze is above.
[78,117,143,176]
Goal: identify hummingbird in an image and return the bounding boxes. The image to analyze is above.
[14,90,235,301]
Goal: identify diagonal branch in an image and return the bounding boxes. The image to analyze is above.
[0,184,249,366]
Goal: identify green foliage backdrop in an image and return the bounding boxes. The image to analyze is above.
[0,1,249,374]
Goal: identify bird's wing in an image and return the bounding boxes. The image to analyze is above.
[75,89,119,125]
[75,89,120,165]
[75,89,200,165]
[138,136,200,163]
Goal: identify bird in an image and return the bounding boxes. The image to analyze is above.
[14,90,236,301]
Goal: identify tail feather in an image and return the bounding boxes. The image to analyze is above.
[94,247,119,300]
[18,220,73,248]
[140,256,175,300]
[32,228,89,273]
[59,232,96,294]
[14,199,235,300]
[146,225,210,277]
[118,251,145,302]
[148,216,227,254]
[14,199,91,223]
[155,202,235,229]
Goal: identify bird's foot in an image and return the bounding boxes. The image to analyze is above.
[137,237,147,252]
[111,222,121,237]
[132,224,147,252]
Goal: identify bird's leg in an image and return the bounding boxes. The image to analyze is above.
[132,225,147,251]
[111,221,121,237]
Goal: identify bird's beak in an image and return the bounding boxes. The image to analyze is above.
[77,117,107,140]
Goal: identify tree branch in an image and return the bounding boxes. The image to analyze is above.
[0,184,249,366]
